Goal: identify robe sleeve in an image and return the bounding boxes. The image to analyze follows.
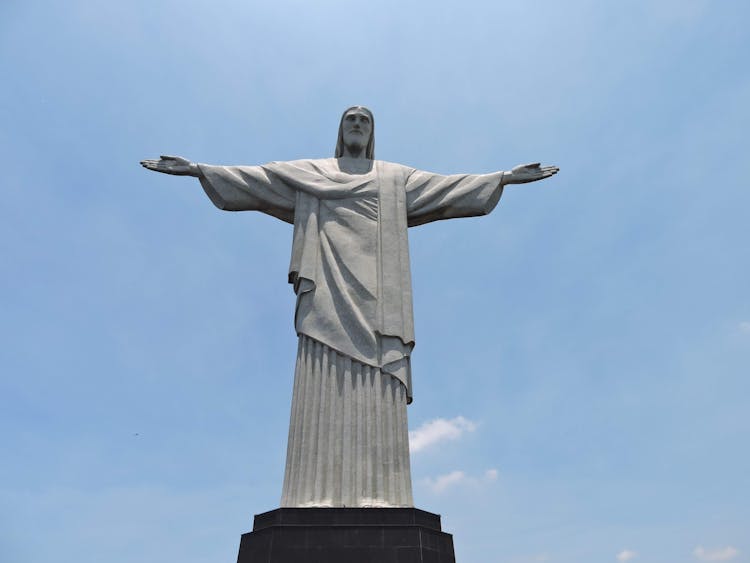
[405,168,505,227]
[197,164,296,224]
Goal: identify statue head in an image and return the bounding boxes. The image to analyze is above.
[335,106,375,159]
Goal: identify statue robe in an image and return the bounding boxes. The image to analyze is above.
[198,158,504,506]
[199,158,504,401]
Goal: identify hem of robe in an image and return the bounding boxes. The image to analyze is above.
[295,331,414,404]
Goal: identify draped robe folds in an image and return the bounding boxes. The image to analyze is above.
[198,158,504,506]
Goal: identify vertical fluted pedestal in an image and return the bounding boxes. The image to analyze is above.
[282,336,413,508]
[236,508,456,563]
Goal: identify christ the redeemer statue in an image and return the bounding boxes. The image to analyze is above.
[141,106,558,509]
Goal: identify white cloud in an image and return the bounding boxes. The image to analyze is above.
[617,550,637,562]
[421,468,498,493]
[409,416,477,452]
[423,470,467,493]
[739,321,750,334]
[694,546,739,562]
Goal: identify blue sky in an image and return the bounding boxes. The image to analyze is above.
[1,1,748,562]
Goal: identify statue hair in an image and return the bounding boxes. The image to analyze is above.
[335,106,375,159]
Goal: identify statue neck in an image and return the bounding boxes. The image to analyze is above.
[341,143,367,160]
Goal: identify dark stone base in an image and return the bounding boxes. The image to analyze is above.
[236,508,456,563]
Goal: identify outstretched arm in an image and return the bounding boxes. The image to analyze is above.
[139,155,296,222]
[405,162,559,227]
[140,155,202,177]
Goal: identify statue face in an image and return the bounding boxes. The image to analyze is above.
[341,108,372,152]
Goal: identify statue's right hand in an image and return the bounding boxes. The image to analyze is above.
[140,155,198,176]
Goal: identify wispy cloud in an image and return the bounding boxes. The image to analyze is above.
[617,550,637,562]
[694,546,739,562]
[421,468,498,493]
[484,468,499,482]
[409,416,477,452]
[739,321,750,334]
[423,470,466,493]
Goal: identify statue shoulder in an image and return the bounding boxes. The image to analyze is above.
[263,158,336,176]
[266,158,327,167]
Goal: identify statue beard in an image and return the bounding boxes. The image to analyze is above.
[344,138,367,158]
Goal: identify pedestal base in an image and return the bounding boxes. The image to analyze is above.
[236,508,456,563]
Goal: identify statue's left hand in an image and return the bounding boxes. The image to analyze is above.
[140,155,200,177]
[504,163,559,185]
